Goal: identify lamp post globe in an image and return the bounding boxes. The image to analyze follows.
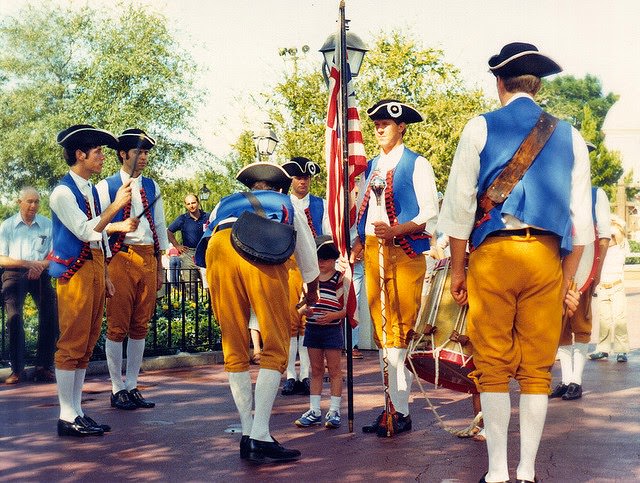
[199,184,211,211]
[252,121,279,161]
[319,30,368,77]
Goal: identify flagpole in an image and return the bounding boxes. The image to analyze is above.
[337,0,355,433]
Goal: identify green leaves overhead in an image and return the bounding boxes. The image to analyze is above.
[0,2,202,197]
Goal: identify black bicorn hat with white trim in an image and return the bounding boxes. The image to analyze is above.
[282,157,322,177]
[366,99,424,124]
[236,162,293,192]
[117,128,156,151]
[315,234,340,259]
[488,42,562,78]
[56,124,119,150]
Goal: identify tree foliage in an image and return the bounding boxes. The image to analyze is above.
[0,1,203,200]
[230,31,492,194]
[540,75,623,196]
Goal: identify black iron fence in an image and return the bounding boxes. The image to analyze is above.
[0,269,220,369]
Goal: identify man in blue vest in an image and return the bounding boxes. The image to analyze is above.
[350,100,439,437]
[97,128,170,411]
[280,157,329,395]
[195,162,319,463]
[50,124,135,436]
[438,43,593,483]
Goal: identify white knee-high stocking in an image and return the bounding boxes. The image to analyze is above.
[250,368,281,442]
[480,392,511,482]
[556,345,572,385]
[73,368,87,417]
[572,343,588,385]
[286,337,298,380]
[298,338,310,380]
[516,394,548,482]
[56,369,77,422]
[125,338,146,391]
[227,371,253,436]
[105,339,125,394]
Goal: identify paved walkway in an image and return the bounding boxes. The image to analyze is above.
[0,280,638,482]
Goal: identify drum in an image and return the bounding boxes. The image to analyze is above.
[407,257,477,394]
[574,238,599,294]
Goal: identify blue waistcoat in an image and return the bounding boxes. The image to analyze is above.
[357,147,431,256]
[308,195,325,236]
[195,190,295,268]
[471,97,575,256]
[104,173,156,250]
[48,173,101,279]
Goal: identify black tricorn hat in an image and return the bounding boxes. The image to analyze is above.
[282,157,322,177]
[117,128,156,151]
[488,42,562,78]
[236,162,293,192]
[315,235,340,259]
[367,99,423,124]
[56,124,118,150]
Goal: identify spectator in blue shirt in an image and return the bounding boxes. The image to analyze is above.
[167,193,210,285]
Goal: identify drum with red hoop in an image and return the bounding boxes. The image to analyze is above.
[574,237,600,294]
[407,257,477,394]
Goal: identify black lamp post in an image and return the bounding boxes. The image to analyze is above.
[252,121,279,162]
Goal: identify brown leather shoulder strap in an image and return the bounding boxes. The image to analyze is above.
[478,111,559,215]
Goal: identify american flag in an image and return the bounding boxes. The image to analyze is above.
[324,38,367,327]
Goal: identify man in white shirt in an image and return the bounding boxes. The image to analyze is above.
[97,128,170,411]
[280,157,330,396]
[0,187,57,384]
[351,99,439,437]
[438,43,593,483]
[50,124,135,437]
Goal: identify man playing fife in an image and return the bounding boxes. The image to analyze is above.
[97,128,170,411]
[351,99,439,437]
[49,125,135,436]
[438,42,592,483]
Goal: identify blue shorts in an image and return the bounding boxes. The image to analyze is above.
[303,323,344,350]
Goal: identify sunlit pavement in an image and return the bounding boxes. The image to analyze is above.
[0,279,638,482]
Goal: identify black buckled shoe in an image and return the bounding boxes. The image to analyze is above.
[240,435,250,459]
[111,389,137,410]
[247,437,301,464]
[82,415,111,432]
[549,383,569,399]
[561,383,582,400]
[362,410,385,433]
[129,388,155,408]
[479,472,511,483]
[57,416,104,437]
[281,378,297,396]
[376,412,412,437]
